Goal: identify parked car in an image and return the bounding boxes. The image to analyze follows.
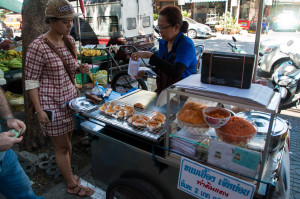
[258,38,300,74]
[272,12,298,32]
[183,17,212,39]
[154,17,212,39]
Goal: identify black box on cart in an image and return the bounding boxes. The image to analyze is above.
[201,50,255,89]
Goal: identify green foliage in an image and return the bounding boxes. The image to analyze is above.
[154,13,158,21]
[218,12,238,30]
[181,10,191,18]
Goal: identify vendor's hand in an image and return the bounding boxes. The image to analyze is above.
[255,79,268,86]
[0,131,23,151]
[78,63,90,74]
[131,51,153,61]
[37,111,50,126]
[134,70,146,80]
[6,118,26,135]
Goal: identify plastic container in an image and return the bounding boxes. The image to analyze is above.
[215,123,257,146]
[177,119,209,136]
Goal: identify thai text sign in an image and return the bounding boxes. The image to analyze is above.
[178,157,256,199]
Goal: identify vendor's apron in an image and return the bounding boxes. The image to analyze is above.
[156,35,184,94]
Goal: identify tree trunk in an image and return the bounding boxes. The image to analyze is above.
[21,0,48,151]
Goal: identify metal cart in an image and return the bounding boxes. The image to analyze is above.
[78,79,289,198]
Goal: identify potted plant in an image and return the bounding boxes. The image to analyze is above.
[218,13,238,34]
[215,24,224,32]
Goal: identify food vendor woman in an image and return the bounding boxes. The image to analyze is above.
[131,5,197,94]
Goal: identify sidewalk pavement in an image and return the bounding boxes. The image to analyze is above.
[279,107,300,199]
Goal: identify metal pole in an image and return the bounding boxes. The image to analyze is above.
[230,0,232,17]
[225,0,228,31]
[77,16,85,92]
[252,0,264,82]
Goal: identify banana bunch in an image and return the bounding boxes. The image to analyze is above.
[7,50,19,56]
[81,48,102,57]
[0,50,22,61]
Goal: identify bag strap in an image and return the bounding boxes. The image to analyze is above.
[43,37,76,85]
[171,34,184,57]
[162,34,184,60]
[241,54,246,88]
[209,52,213,84]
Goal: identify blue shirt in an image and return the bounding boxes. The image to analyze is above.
[158,32,197,79]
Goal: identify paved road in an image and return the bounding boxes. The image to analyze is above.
[193,31,300,54]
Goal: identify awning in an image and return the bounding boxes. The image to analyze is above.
[0,0,23,13]
[184,0,226,2]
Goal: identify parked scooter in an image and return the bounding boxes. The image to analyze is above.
[228,36,247,54]
[272,52,300,110]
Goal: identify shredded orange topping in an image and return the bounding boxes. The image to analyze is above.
[205,109,230,118]
[217,116,256,145]
[219,116,256,136]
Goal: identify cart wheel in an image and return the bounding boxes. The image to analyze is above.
[106,178,164,199]
[111,70,148,94]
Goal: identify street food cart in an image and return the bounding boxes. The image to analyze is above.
[73,74,290,199]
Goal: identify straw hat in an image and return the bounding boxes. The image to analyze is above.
[45,0,81,18]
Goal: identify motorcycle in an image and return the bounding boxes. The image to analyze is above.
[272,52,300,110]
[228,36,247,54]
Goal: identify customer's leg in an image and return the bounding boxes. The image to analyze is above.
[66,131,80,184]
[50,133,75,187]
[0,149,43,199]
[50,133,94,196]
[67,131,73,159]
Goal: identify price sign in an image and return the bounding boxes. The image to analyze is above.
[178,0,185,5]
[178,157,256,199]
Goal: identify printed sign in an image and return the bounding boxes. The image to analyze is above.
[178,0,185,5]
[178,157,256,199]
[231,0,238,6]
[207,140,260,178]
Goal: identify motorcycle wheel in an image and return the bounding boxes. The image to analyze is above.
[279,81,300,111]
[111,70,148,94]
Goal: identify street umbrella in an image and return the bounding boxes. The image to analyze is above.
[79,0,85,19]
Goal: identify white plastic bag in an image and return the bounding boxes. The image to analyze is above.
[91,82,105,96]
[128,58,140,79]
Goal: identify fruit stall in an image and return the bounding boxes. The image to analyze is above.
[0,47,24,111]
[76,48,113,88]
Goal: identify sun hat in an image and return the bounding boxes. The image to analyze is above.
[45,0,81,18]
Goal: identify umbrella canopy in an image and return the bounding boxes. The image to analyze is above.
[0,0,23,13]
[184,0,226,2]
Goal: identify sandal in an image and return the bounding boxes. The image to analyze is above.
[73,175,81,185]
[67,184,94,197]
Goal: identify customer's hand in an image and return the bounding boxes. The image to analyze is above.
[78,63,90,74]
[6,118,26,135]
[131,51,153,61]
[37,111,50,126]
[134,71,146,80]
[0,131,23,151]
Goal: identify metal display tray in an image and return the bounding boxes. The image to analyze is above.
[82,101,166,143]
